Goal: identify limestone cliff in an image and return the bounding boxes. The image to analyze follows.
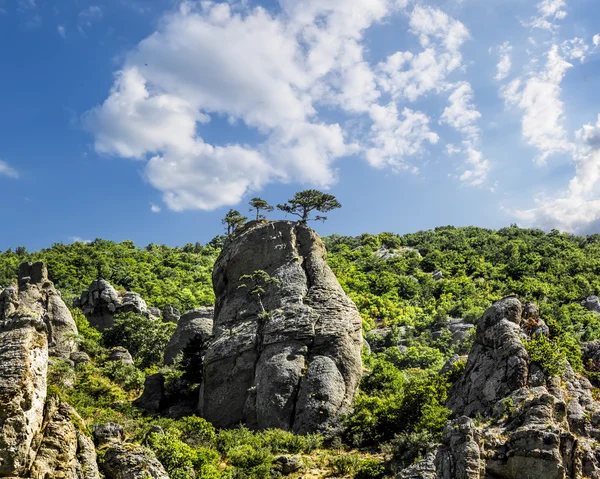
[199,221,363,434]
[398,297,600,479]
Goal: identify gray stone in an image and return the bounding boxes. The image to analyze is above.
[147,307,162,320]
[275,455,303,475]
[0,316,48,477]
[102,443,169,479]
[134,374,165,413]
[93,423,125,447]
[70,351,91,367]
[432,271,444,280]
[583,295,600,313]
[447,296,528,417]
[162,304,181,323]
[164,307,213,365]
[200,221,363,434]
[108,347,134,365]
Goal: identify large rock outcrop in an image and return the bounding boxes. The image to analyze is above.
[398,297,600,479]
[1,262,78,358]
[163,307,213,365]
[75,279,150,331]
[199,221,363,434]
[0,316,48,476]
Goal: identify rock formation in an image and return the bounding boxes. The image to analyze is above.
[162,305,181,323]
[163,307,213,365]
[75,278,151,331]
[0,274,100,478]
[199,221,363,434]
[582,295,600,313]
[0,262,78,358]
[398,296,600,479]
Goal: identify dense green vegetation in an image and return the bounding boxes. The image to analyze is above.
[6,224,600,476]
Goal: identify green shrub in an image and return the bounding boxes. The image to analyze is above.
[101,360,145,392]
[382,430,437,469]
[354,458,386,479]
[227,444,273,479]
[329,454,362,477]
[103,312,176,369]
[524,335,567,377]
[179,416,217,448]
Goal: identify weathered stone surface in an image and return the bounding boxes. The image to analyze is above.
[200,221,363,434]
[1,262,78,358]
[70,351,91,367]
[447,296,528,417]
[582,295,600,313]
[75,279,153,331]
[108,347,134,365]
[164,307,213,365]
[29,398,100,479]
[274,455,303,475]
[162,305,181,323]
[147,307,161,320]
[134,374,165,413]
[93,423,125,447]
[398,297,600,479]
[0,316,48,476]
[102,443,169,479]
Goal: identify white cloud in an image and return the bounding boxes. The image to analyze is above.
[593,34,600,47]
[495,42,512,81]
[513,115,600,233]
[0,160,19,179]
[440,82,489,185]
[378,6,469,102]
[560,37,589,63]
[502,45,573,164]
[86,1,482,210]
[366,105,439,171]
[150,203,161,213]
[529,0,567,30]
[57,25,66,38]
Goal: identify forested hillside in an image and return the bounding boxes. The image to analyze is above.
[3,224,600,477]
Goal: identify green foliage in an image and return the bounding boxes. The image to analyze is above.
[524,335,568,377]
[223,209,247,235]
[248,198,274,221]
[277,189,341,223]
[227,445,273,479]
[238,270,281,313]
[101,360,145,392]
[103,312,176,369]
[382,430,437,469]
[71,308,105,358]
[0,238,218,311]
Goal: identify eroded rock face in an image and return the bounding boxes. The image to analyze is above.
[200,221,363,434]
[1,262,78,358]
[447,297,528,417]
[0,316,48,476]
[75,279,151,331]
[29,398,100,479]
[398,297,600,479]
[163,307,213,365]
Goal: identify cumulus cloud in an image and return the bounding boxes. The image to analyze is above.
[150,203,161,213]
[594,34,600,47]
[0,160,19,179]
[86,0,480,211]
[560,37,589,63]
[69,237,92,244]
[502,45,573,164]
[513,116,600,233]
[57,24,66,38]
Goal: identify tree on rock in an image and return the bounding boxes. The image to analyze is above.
[248,197,274,221]
[238,270,280,315]
[277,190,341,223]
[222,209,247,235]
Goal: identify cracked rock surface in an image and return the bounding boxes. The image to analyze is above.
[199,221,363,434]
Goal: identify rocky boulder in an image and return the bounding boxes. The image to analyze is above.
[162,304,181,323]
[163,307,213,365]
[108,347,134,365]
[582,295,600,313]
[102,444,169,479]
[199,221,363,434]
[447,296,528,417]
[0,262,78,358]
[75,279,151,331]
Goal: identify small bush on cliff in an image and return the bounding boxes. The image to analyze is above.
[524,335,568,377]
[277,189,341,223]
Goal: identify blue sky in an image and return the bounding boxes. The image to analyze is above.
[1,0,599,250]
